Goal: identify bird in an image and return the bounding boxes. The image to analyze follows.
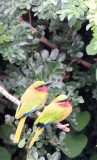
[13,81,52,143]
[28,94,72,148]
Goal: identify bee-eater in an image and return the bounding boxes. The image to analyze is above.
[28,94,72,148]
[13,81,52,143]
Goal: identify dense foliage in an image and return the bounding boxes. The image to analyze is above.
[0,0,97,160]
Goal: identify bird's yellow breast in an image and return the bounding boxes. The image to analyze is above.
[54,106,72,123]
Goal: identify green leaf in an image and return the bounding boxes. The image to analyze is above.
[34,52,41,60]
[66,67,73,72]
[86,38,97,55]
[76,52,83,58]
[61,133,88,158]
[18,138,26,148]
[51,151,61,160]
[39,157,45,160]
[75,20,82,31]
[32,38,39,45]
[0,124,14,143]
[94,13,97,25]
[90,154,97,160]
[41,50,49,60]
[58,53,66,62]
[0,147,11,160]
[71,111,91,131]
[50,49,59,60]
[86,22,94,31]
[68,14,73,21]
[0,35,10,44]
[68,17,77,27]
[96,69,97,81]
[50,0,57,5]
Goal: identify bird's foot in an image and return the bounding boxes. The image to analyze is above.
[56,123,70,132]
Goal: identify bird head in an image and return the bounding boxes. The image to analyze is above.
[33,81,53,92]
[53,94,72,107]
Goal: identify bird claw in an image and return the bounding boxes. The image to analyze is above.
[56,123,70,132]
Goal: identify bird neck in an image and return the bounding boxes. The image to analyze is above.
[37,86,47,92]
[58,102,72,107]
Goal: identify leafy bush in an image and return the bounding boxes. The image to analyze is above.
[0,0,97,160]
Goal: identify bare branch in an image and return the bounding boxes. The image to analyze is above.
[40,36,57,49]
[42,140,60,146]
[76,59,92,69]
[0,86,20,105]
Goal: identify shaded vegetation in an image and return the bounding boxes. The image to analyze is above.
[0,0,97,160]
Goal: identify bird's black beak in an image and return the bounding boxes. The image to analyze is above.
[44,81,53,87]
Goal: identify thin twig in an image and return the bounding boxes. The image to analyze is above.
[18,17,38,32]
[26,151,30,160]
[42,140,60,146]
[28,10,31,25]
[59,58,92,82]
[0,86,70,132]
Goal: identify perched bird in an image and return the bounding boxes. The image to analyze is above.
[28,94,72,148]
[13,81,52,143]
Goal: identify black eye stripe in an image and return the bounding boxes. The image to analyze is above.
[58,98,69,103]
[35,85,44,89]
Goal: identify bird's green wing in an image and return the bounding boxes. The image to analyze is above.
[34,103,64,126]
[15,89,47,119]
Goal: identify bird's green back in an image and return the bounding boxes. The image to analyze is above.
[34,103,64,126]
[15,87,47,119]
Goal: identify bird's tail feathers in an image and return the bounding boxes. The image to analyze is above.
[28,127,43,148]
[13,116,26,143]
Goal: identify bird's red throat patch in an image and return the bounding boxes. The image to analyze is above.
[37,87,47,92]
[59,102,71,107]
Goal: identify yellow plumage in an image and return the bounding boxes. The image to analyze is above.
[13,81,52,143]
[29,127,43,148]
[13,117,26,143]
[28,94,72,148]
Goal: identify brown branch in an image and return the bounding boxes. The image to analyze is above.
[42,140,60,146]
[59,72,70,82]
[0,86,70,132]
[0,75,6,80]
[0,98,8,104]
[18,17,37,32]
[26,151,30,160]
[18,18,57,49]
[40,36,57,49]
[93,58,97,62]
[59,58,92,82]
[28,9,32,25]
[76,59,92,69]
